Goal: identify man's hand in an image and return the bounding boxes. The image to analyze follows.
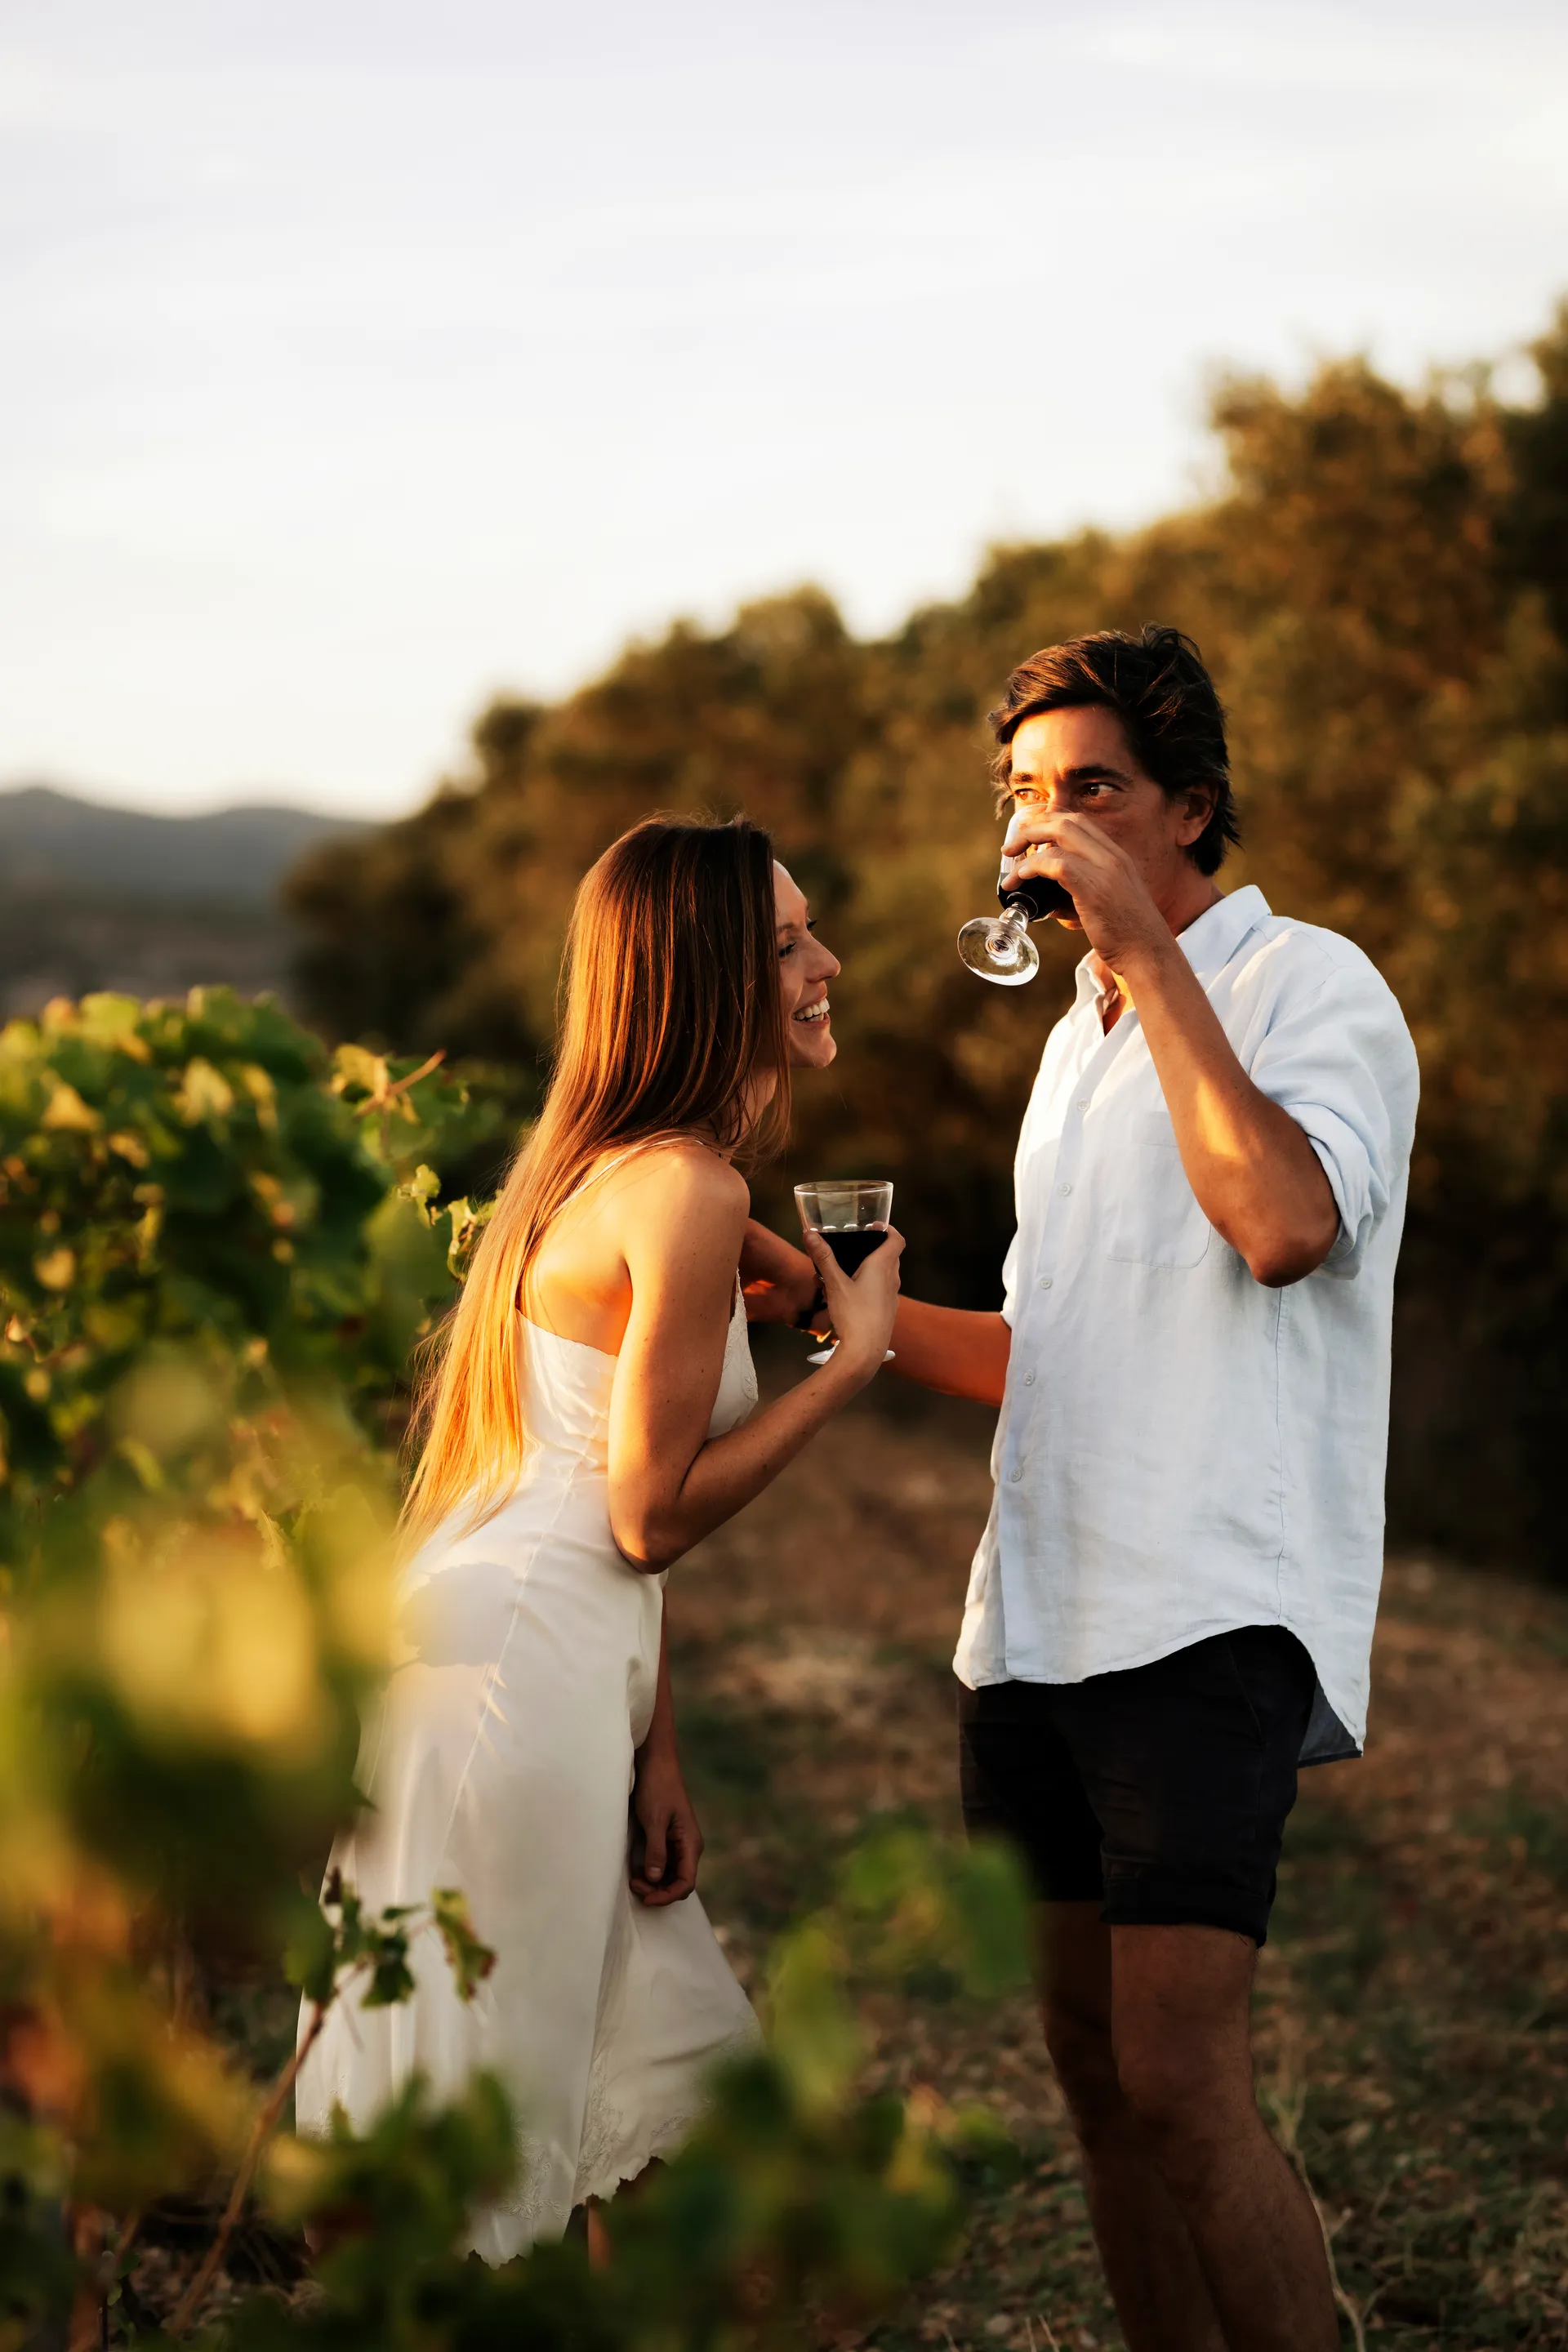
[1003,807,1171,975]
[630,1745,703,1906]
[740,1218,822,1327]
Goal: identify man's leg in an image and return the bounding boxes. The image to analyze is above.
[1107,1922,1337,2352]
[1039,1900,1226,2352]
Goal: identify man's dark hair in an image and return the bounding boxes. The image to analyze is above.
[987,625,1240,875]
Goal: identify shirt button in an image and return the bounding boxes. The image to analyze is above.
[1009,1466,1023,1482]
[1022,1370,1036,1385]
[1076,1098,1089,1111]
[1058,1183,1071,1196]
[1038,1274,1052,1290]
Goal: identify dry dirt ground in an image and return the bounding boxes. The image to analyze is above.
[670,1341,1568,2352]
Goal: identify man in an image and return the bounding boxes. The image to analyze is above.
[750,626,1418,2352]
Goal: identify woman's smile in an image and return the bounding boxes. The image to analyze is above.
[774,862,840,1069]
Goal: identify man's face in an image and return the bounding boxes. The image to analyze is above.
[1005,705,1213,929]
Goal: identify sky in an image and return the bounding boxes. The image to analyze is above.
[3,0,1566,818]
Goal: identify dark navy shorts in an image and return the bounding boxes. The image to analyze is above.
[956,1626,1316,1946]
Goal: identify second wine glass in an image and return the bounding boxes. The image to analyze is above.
[793,1180,895,1366]
[956,850,1073,986]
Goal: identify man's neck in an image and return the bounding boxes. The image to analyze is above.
[1163,873,1225,939]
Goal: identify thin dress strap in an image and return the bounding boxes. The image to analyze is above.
[519,1134,722,1320]
[551,1131,713,1221]
[551,1148,639,1221]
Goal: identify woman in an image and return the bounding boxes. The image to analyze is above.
[296,815,902,2260]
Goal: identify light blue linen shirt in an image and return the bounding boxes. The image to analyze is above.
[951,885,1420,1762]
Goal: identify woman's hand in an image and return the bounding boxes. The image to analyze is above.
[630,1744,703,1905]
[802,1224,904,1379]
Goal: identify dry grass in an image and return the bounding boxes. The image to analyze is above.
[673,1341,1568,2350]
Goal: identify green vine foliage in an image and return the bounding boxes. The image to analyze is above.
[0,989,515,2342]
[244,1837,1023,2352]
[0,987,512,1559]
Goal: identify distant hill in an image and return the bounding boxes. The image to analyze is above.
[0,782,372,1020]
[0,782,368,908]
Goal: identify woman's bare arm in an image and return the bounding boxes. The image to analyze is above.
[630,1610,702,1905]
[604,1152,902,1570]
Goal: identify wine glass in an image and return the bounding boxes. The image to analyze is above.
[956,850,1073,986]
[793,1180,895,1366]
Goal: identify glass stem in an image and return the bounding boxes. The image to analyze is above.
[993,903,1029,947]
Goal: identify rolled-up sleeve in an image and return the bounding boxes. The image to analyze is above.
[1248,958,1420,1280]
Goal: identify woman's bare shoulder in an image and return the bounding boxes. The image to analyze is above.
[608,1138,749,1219]
[601,1142,749,1301]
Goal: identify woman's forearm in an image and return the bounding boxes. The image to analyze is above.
[888,1299,1010,1405]
[612,1184,902,1570]
[612,1353,870,1570]
[639,1610,679,1760]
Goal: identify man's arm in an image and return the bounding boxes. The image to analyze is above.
[1009,813,1339,1288]
[739,1218,820,1324]
[889,1300,1011,1405]
[1111,936,1339,1285]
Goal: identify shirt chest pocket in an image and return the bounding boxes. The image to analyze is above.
[1103,1114,1214,1271]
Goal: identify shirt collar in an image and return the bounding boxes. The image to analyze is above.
[1071,884,1270,1007]
[1173,884,1271,978]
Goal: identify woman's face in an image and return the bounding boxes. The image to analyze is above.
[774,861,840,1070]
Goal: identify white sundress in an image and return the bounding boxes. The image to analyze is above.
[295,1267,761,2257]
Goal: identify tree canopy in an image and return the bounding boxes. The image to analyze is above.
[287,306,1568,1573]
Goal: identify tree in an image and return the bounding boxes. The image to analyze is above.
[283,307,1568,1572]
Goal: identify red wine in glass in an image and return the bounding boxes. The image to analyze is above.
[818,1226,888,1276]
[1000,857,1074,924]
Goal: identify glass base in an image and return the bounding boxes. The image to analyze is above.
[957,914,1040,987]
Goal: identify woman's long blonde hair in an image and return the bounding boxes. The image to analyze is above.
[403,814,790,1542]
